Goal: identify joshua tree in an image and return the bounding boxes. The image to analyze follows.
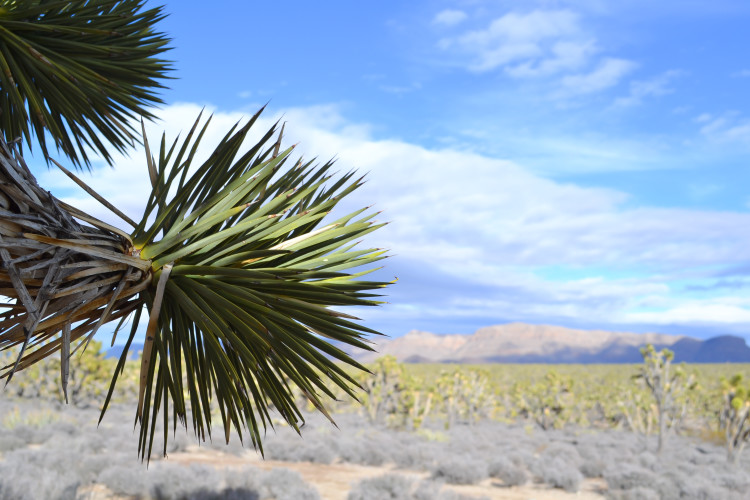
[0,0,390,461]
[637,344,695,454]
[718,374,750,464]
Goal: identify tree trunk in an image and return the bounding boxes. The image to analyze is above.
[657,404,666,454]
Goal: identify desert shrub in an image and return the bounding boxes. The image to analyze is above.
[167,429,194,453]
[715,470,750,492]
[47,419,78,436]
[47,429,106,456]
[534,456,582,492]
[347,474,414,500]
[98,464,150,497]
[671,471,721,500]
[254,468,320,500]
[506,449,536,470]
[0,432,25,452]
[543,442,582,467]
[487,457,528,486]
[604,463,658,491]
[186,489,260,500]
[223,466,263,490]
[431,456,488,485]
[685,446,726,466]
[150,463,222,499]
[334,436,389,466]
[674,474,735,500]
[74,454,113,483]
[576,444,610,477]
[205,432,247,456]
[8,425,35,446]
[412,479,442,500]
[212,467,319,500]
[390,437,438,470]
[642,470,683,500]
[347,474,487,500]
[0,461,79,500]
[265,436,336,464]
[637,450,659,470]
[435,491,490,500]
[606,486,661,500]
[439,493,490,500]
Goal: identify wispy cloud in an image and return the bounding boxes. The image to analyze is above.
[506,39,597,77]
[559,58,637,95]
[613,69,682,107]
[439,9,584,73]
[379,82,422,95]
[624,298,750,325]
[436,8,636,99]
[432,9,467,27]
[695,111,750,144]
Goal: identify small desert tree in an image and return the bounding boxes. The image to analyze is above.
[637,344,695,454]
[514,370,574,430]
[718,374,750,464]
[1,340,133,406]
[436,368,494,428]
[358,356,434,430]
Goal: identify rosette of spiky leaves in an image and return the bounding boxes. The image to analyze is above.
[100,108,390,461]
[0,0,171,167]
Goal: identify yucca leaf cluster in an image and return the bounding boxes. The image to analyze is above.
[110,110,390,459]
[0,0,171,166]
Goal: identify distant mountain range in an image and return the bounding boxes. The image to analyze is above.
[106,322,750,363]
[350,323,750,364]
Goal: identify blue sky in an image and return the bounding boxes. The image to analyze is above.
[27,0,750,342]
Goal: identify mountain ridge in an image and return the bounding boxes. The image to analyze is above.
[352,322,750,363]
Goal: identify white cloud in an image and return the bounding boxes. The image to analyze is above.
[379,82,422,95]
[34,102,750,333]
[437,8,637,100]
[433,9,467,27]
[441,9,583,73]
[696,111,750,144]
[624,300,750,325]
[506,39,597,77]
[614,69,682,107]
[560,57,636,95]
